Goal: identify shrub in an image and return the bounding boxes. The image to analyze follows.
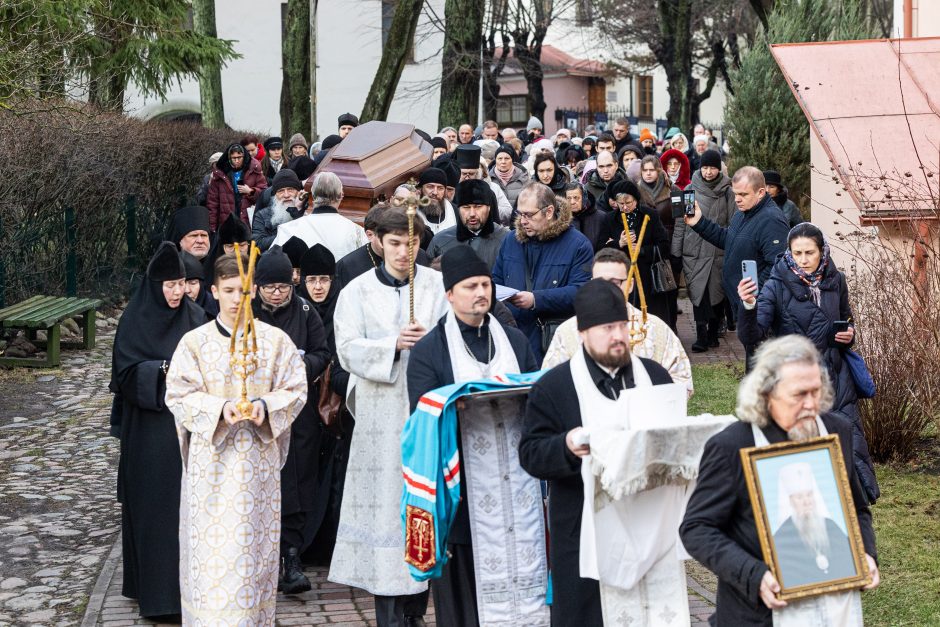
[0,101,241,306]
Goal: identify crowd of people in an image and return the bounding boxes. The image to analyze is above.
[108,111,881,627]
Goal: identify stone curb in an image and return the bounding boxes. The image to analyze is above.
[80,534,123,627]
[686,573,717,604]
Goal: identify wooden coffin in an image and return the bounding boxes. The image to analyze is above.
[306,121,432,223]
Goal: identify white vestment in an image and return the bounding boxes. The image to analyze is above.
[166,320,307,626]
[487,181,513,224]
[418,200,457,235]
[751,420,864,627]
[329,266,450,595]
[542,305,694,397]
[272,212,366,261]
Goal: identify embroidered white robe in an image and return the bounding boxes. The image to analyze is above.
[166,321,306,626]
[329,266,450,596]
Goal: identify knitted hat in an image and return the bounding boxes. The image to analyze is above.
[254,246,293,285]
[271,168,303,194]
[638,128,657,144]
[494,144,518,164]
[701,150,723,170]
[575,279,629,331]
[607,178,641,203]
[288,133,308,150]
[663,127,681,140]
[441,245,490,291]
[526,116,543,132]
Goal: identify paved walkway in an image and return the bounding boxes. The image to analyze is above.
[675,296,746,366]
[87,539,715,626]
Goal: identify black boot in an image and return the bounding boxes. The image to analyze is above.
[707,319,721,348]
[691,323,709,353]
[280,547,312,595]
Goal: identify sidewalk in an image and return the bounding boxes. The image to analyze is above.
[675,296,745,366]
[86,537,716,626]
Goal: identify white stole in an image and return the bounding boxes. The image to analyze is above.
[444,311,519,380]
[751,420,863,627]
[571,349,691,626]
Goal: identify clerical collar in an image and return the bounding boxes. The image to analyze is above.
[583,347,634,399]
[376,263,410,288]
[214,317,244,338]
[311,205,339,214]
[456,315,489,337]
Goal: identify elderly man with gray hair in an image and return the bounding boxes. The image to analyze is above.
[273,171,366,260]
[680,335,879,627]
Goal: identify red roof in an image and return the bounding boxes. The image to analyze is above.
[771,37,940,217]
[496,44,608,78]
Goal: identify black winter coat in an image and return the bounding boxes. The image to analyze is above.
[519,356,673,626]
[691,193,790,315]
[570,203,609,252]
[736,256,880,502]
[680,414,876,627]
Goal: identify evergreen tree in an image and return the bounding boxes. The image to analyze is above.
[725,0,875,211]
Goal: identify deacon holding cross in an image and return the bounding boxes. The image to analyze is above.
[328,208,449,627]
[680,335,879,626]
[166,251,307,626]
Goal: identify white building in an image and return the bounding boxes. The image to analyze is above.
[123,0,727,138]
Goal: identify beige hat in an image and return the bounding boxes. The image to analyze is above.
[208,151,223,164]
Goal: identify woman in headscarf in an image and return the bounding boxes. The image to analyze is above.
[599,179,673,325]
[531,153,569,194]
[617,143,644,175]
[638,155,684,329]
[298,244,355,566]
[737,222,880,504]
[110,242,206,620]
[250,246,330,594]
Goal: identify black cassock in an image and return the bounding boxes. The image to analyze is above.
[679,414,877,626]
[334,243,430,292]
[111,271,205,618]
[407,314,538,627]
[519,353,672,627]
[252,292,330,551]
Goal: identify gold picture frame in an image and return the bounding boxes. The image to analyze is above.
[740,434,871,601]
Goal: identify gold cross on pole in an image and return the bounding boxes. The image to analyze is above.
[230,242,260,421]
[621,212,650,345]
[390,183,430,324]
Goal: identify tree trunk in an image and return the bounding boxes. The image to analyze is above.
[482,30,510,122]
[281,0,311,139]
[439,0,484,130]
[192,0,225,128]
[513,41,546,123]
[360,0,424,123]
[659,0,694,131]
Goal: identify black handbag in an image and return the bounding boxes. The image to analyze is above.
[523,251,565,354]
[651,246,678,293]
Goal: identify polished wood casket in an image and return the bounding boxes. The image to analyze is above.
[306,121,432,223]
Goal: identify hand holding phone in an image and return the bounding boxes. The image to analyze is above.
[739,260,759,305]
[683,190,696,217]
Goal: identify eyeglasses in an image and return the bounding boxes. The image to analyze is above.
[517,206,550,221]
[304,276,332,286]
[260,284,292,294]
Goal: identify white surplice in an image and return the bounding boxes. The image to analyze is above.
[329,266,450,596]
[271,212,366,261]
[166,320,307,627]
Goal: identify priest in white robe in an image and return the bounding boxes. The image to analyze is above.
[166,253,307,627]
[328,209,450,627]
[272,171,366,260]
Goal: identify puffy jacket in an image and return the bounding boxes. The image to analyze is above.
[672,170,734,307]
[691,192,790,314]
[492,204,593,360]
[206,152,268,231]
[737,255,880,502]
[489,165,529,208]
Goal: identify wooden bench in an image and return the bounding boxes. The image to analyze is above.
[0,296,103,368]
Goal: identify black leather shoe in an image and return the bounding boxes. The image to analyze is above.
[404,617,427,627]
[280,547,312,594]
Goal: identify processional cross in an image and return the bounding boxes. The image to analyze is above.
[389,181,430,324]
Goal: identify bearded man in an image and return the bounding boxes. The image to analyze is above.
[680,335,879,626]
[252,169,304,251]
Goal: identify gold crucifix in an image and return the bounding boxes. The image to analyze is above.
[389,181,430,323]
[620,211,650,346]
[229,241,260,421]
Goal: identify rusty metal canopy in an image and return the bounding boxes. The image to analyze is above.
[771,38,940,217]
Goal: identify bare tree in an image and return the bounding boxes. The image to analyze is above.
[361,0,425,123]
[438,0,485,128]
[281,0,313,139]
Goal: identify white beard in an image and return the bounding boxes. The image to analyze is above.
[270,200,293,227]
[794,511,831,554]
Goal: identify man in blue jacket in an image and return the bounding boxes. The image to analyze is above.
[684,166,789,368]
[492,182,594,361]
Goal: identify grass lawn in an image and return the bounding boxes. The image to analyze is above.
[687,362,940,625]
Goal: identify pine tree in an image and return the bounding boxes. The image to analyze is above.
[724,0,875,211]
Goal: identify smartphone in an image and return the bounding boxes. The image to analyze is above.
[670,193,684,219]
[832,320,851,333]
[683,190,696,217]
[742,260,759,293]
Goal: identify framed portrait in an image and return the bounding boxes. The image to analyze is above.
[740,435,871,601]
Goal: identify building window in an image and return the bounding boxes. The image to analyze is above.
[607,90,618,103]
[382,0,416,63]
[496,96,529,127]
[636,75,653,120]
[575,0,594,26]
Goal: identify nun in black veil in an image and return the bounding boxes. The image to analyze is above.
[180,250,217,318]
[297,243,355,565]
[109,242,206,620]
